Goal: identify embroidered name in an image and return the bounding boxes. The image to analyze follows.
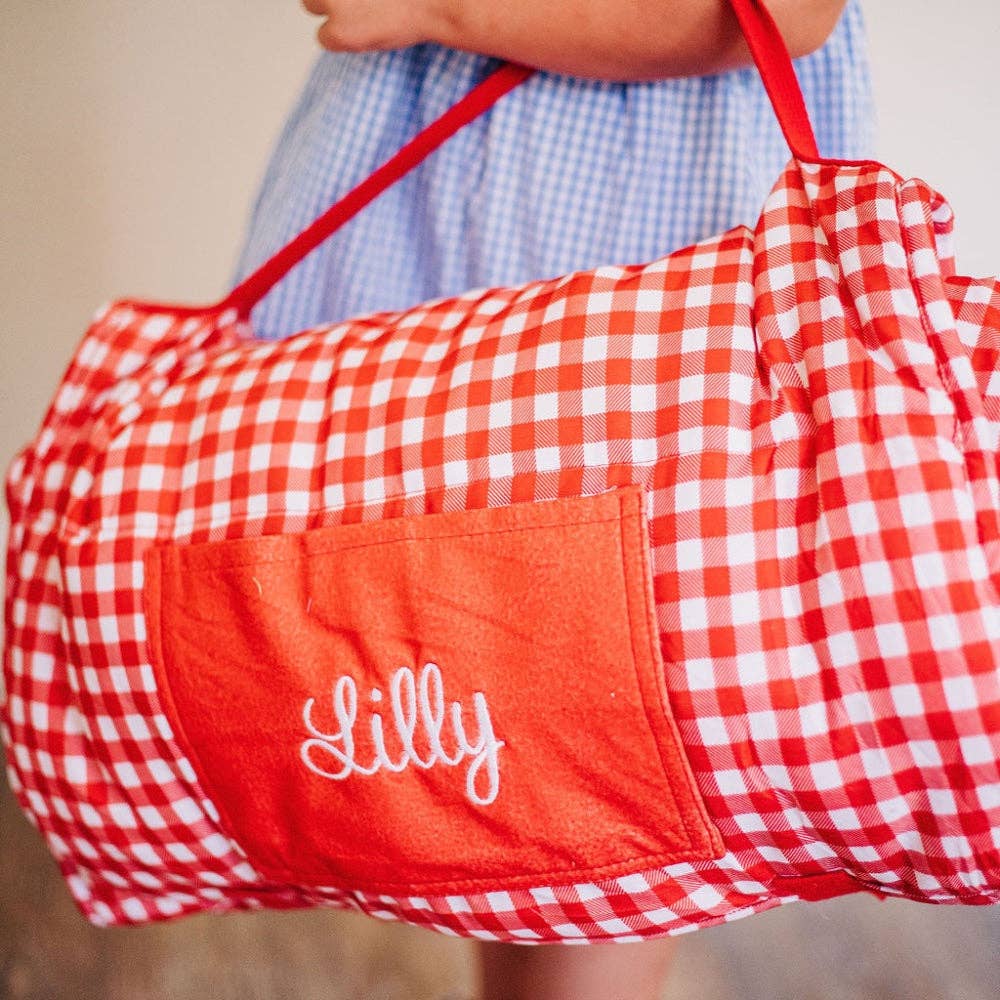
[300,662,505,805]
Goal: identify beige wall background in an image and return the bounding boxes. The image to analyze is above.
[3,3,1000,999]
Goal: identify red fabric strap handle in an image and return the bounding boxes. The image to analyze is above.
[222,62,535,320]
[221,0,818,319]
[728,0,819,161]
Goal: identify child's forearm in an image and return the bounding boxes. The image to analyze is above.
[304,1,849,81]
[429,0,849,79]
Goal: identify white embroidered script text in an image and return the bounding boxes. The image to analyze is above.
[300,662,504,805]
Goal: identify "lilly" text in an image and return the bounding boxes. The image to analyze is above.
[299,662,504,805]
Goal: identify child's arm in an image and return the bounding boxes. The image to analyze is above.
[301,0,848,80]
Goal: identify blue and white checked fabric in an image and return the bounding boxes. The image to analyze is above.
[231,0,874,340]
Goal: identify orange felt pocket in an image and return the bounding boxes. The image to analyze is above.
[144,486,723,894]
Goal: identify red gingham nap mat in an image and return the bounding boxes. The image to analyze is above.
[4,0,1000,942]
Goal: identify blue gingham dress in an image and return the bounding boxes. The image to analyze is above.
[232,0,874,340]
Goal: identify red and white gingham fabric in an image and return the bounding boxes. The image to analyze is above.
[4,0,1000,941]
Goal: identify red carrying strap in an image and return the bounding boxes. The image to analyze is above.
[727,0,819,161]
[221,62,534,321]
[220,0,819,320]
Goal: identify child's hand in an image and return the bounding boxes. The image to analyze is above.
[300,0,444,53]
